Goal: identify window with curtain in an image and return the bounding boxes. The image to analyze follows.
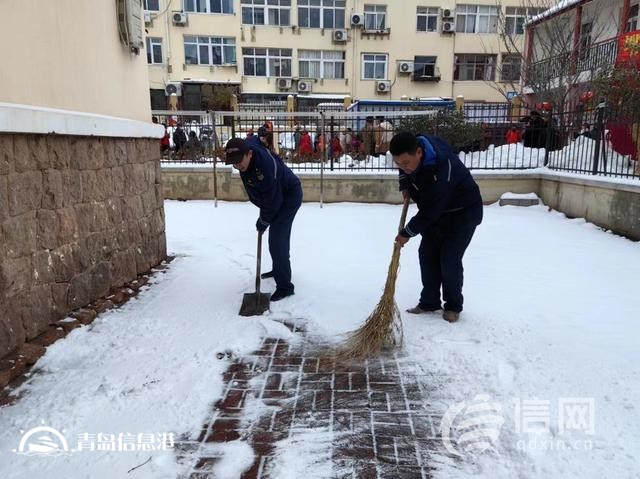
[243,48,292,76]
[183,0,233,14]
[364,4,386,30]
[241,0,291,26]
[456,5,499,33]
[454,54,496,80]
[417,7,438,32]
[146,37,163,64]
[362,53,388,80]
[298,0,345,29]
[299,50,345,78]
[184,36,236,65]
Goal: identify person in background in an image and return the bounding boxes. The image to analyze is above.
[505,125,522,144]
[362,116,381,158]
[183,130,202,161]
[293,125,302,154]
[331,134,343,160]
[378,117,394,154]
[173,123,187,154]
[160,123,170,155]
[299,129,313,159]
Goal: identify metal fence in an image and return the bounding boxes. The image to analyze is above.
[153,104,640,179]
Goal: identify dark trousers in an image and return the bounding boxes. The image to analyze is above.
[418,224,477,313]
[269,185,303,293]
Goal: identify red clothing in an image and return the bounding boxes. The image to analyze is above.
[607,123,636,157]
[160,133,170,147]
[299,133,312,156]
[505,129,522,144]
[331,137,343,158]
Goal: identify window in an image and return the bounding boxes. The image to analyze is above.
[504,7,544,35]
[454,54,496,80]
[626,4,639,32]
[183,0,233,14]
[500,54,521,81]
[299,50,345,78]
[456,5,499,33]
[243,48,292,76]
[144,0,160,11]
[364,4,387,30]
[241,0,291,26]
[362,53,388,80]
[298,0,345,29]
[146,37,163,64]
[184,36,236,65]
[417,7,438,32]
[413,55,438,79]
[579,22,592,60]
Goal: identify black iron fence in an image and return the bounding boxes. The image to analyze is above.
[153,104,640,179]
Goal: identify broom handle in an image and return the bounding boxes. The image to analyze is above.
[256,231,263,295]
[398,197,410,232]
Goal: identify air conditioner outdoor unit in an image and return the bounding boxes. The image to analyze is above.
[297,80,313,93]
[399,62,414,74]
[351,13,365,27]
[442,21,455,33]
[277,78,292,90]
[376,80,391,93]
[172,12,188,26]
[144,11,153,25]
[165,82,182,96]
[333,29,348,42]
[442,8,455,19]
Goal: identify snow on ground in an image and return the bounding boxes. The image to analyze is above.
[1,200,639,478]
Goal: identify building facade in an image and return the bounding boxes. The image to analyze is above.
[143,0,547,109]
[524,0,640,103]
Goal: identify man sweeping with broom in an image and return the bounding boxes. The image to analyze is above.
[390,131,483,323]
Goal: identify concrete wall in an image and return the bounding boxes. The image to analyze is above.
[1,0,152,122]
[0,134,166,358]
[146,0,540,102]
[162,167,640,240]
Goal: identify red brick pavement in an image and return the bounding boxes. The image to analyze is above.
[176,319,458,478]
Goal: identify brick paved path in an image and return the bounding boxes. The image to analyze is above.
[176,318,458,478]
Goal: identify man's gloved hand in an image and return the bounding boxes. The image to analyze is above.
[256,217,269,233]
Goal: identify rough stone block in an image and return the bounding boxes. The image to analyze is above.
[0,303,26,358]
[68,262,112,309]
[8,171,43,216]
[0,175,8,223]
[32,250,55,285]
[51,282,70,318]
[50,243,80,282]
[115,139,128,166]
[17,342,46,365]
[102,139,118,168]
[13,135,38,172]
[57,207,79,244]
[2,212,37,259]
[42,169,64,209]
[111,166,125,197]
[37,209,59,250]
[61,169,83,206]
[23,284,54,339]
[80,170,99,203]
[0,134,13,176]
[123,195,144,221]
[46,135,71,169]
[69,137,90,170]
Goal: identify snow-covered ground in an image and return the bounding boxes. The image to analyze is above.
[1,200,639,478]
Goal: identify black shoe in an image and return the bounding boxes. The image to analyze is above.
[270,289,294,302]
[260,271,274,279]
[406,304,442,314]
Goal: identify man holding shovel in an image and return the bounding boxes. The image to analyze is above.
[224,136,303,302]
[390,132,483,323]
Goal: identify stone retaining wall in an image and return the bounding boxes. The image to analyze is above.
[0,134,166,358]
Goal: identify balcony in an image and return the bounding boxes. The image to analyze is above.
[527,36,619,86]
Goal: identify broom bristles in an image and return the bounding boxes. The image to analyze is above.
[340,242,404,359]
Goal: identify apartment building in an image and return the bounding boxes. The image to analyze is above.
[144,0,547,109]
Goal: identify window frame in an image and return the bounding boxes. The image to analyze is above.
[455,4,499,34]
[364,4,387,31]
[454,54,496,81]
[626,3,639,32]
[298,50,345,79]
[413,55,438,79]
[297,0,346,29]
[500,54,521,82]
[361,53,388,80]
[183,0,234,15]
[417,6,439,32]
[241,0,291,26]
[184,36,237,66]
[504,7,544,35]
[146,37,163,64]
[144,0,160,12]
[242,48,292,77]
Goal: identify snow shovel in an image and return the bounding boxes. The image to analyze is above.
[239,231,271,316]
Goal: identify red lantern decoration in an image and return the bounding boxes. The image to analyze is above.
[541,102,553,111]
[579,91,594,104]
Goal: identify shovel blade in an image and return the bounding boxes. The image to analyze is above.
[239,292,271,317]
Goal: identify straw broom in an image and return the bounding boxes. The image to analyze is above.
[342,197,411,358]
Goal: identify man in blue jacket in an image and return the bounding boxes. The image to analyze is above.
[225,136,303,301]
[390,132,483,323]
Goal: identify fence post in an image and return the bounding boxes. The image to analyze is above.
[211,112,218,208]
[287,94,295,128]
[455,95,464,112]
[230,94,238,138]
[320,112,325,208]
[330,116,335,171]
[592,103,606,176]
[543,107,554,167]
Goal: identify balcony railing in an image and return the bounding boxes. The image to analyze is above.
[527,36,619,85]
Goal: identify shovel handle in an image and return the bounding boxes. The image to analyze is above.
[398,197,410,232]
[256,231,263,295]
